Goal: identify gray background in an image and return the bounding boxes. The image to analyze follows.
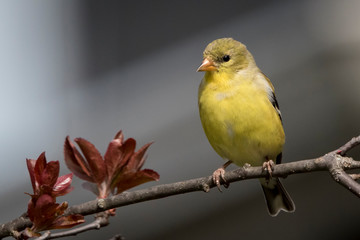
[1,0,360,239]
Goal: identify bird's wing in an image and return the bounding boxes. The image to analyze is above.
[261,73,283,164]
[261,73,282,123]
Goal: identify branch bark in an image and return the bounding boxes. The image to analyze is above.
[34,213,109,240]
[1,136,360,239]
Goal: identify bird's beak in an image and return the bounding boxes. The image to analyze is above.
[197,58,217,72]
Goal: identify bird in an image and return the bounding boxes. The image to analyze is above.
[197,38,295,216]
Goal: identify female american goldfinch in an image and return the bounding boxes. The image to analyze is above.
[197,38,295,216]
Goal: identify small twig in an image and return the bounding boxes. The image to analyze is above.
[336,136,360,156]
[1,136,360,239]
[34,213,109,240]
[349,173,360,180]
[35,231,50,240]
[324,153,360,197]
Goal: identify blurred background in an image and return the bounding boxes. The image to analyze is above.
[1,0,360,239]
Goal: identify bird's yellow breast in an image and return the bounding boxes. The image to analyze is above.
[198,71,284,166]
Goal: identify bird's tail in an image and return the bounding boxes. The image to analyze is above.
[260,178,295,216]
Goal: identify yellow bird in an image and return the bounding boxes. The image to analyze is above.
[197,38,295,216]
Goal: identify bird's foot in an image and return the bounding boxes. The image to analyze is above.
[212,160,232,192]
[262,159,275,179]
[212,167,228,192]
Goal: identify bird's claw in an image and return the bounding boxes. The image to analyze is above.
[212,167,229,192]
[262,159,275,179]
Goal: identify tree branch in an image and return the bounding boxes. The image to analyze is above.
[336,135,360,155]
[349,173,360,180]
[1,136,360,239]
[34,213,109,240]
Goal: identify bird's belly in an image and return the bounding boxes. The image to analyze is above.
[199,91,284,167]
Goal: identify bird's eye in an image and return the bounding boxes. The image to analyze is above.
[222,55,230,62]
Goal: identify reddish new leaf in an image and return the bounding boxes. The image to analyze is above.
[118,138,137,168]
[66,130,160,201]
[127,142,152,170]
[49,214,85,230]
[26,153,65,197]
[104,138,136,181]
[34,152,47,186]
[104,138,123,179]
[110,141,158,193]
[25,152,82,236]
[28,194,54,226]
[115,169,160,194]
[41,161,60,192]
[113,130,124,142]
[64,136,94,182]
[53,173,74,197]
[27,198,37,223]
[74,137,106,184]
[29,196,84,232]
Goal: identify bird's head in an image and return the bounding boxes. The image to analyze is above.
[197,38,252,73]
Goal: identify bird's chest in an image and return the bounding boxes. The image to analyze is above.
[198,80,282,164]
[199,81,266,134]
